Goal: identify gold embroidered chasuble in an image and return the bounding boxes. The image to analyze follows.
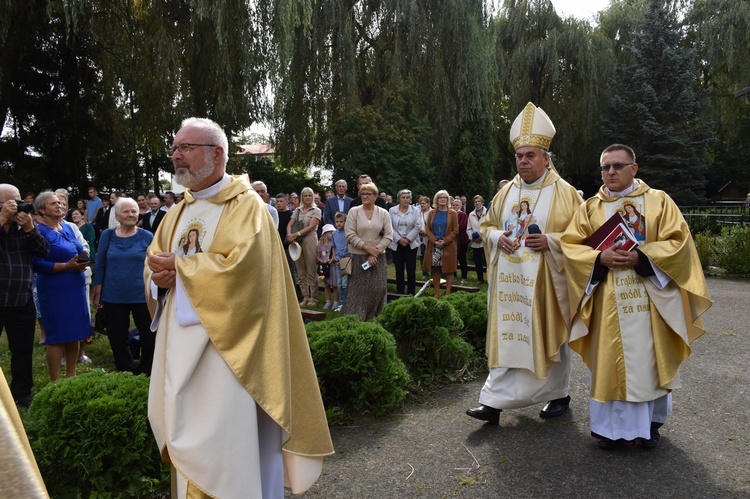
[145,175,333,492]
[0,369,48,497]
[480,170,582,378]
[561,180,712,402]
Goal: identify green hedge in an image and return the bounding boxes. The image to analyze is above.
[25,371,168,498]
[694,226,750,274]
[441,291,488,352]
[306,315,409,419]
[376,297,474,385]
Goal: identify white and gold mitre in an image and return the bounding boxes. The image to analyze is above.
[509,102,556,151]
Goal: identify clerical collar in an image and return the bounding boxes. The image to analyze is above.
[605,180,639,198]
[521,170,548,188]
[192,174,231,200]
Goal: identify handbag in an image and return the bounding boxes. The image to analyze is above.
[94,308,107,332]
[292,209,305,235]
[317,262,330,277]
[338,256,352,276]
[432,245,444,267]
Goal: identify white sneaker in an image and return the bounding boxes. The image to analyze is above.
[334,305,343,312]
[78,355,92,364]
[323,301,332,310]
[332,302,339,310]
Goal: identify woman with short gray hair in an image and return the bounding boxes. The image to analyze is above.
[388,189,422,295]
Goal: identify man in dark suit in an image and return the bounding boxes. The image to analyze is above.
[142,196,166,233]
[323,179,353,225]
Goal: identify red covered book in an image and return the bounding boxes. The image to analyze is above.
[584,212,638,252]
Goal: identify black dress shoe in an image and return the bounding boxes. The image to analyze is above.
[539,395,571,418]
[466,404,501,424]
[641,427,661,448]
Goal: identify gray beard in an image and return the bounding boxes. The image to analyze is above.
[175,157,213,189]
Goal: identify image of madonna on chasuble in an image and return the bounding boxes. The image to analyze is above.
[145,174,333,498]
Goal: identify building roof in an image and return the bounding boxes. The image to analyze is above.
[237,144,274,156]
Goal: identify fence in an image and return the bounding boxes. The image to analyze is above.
[681,202,748,233]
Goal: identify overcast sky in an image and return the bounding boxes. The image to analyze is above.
[549,0,611,21]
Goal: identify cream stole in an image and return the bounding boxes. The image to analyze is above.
[603,197,670,402]
[489,181,554,371]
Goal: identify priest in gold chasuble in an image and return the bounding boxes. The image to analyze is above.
[145,118,333,498]
[466,103,583,425]
[561,144,711,449]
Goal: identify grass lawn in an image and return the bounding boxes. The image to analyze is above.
[0,308,121,409]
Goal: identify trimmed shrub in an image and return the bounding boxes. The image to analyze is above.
[713,225,750,274]
[306,315,409,417]
[441,291,488,352]
[25,371,167,498]
[376,297,474,384]
[693,230,713,269]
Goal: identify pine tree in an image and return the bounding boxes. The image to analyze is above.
[602,0,712,204]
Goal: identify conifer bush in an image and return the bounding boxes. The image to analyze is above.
[442,291,488,352]
[25,371,167,497]
[713,226,750,274]
[306,315,409,418]
[693,230,713,269]
[376,297,474,384]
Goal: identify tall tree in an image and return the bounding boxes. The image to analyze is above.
[493,0,615,194]
[684,0,750,197]
[1,0,271,194]
[270,0,496,191]
[602,0,712,204]
[329,87,435,197]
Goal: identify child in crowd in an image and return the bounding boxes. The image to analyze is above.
[317,224,338,309]
[331,212,348,312]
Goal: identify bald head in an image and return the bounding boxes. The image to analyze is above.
[0,184,21,202]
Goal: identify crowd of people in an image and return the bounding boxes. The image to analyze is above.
[0,185,185,404]
[3,168,492,404]
[0,104,715,494]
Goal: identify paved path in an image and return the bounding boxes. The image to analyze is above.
[299,278,750,498]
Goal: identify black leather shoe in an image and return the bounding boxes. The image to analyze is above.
[596,437,621,450]
[466,405,501,424]
[539,395,571,418]
[641,427,661,448]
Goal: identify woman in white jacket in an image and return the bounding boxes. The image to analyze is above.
[388,190,422,295]
[466,195,487,283]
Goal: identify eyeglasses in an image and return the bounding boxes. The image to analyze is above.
[168,143,216,156]
[360,192,375,197]
[600,162,634,172]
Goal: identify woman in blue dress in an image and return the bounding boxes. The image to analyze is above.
[33,191,91,381]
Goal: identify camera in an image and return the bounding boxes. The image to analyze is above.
[361,261,371,270]
[76,250,90,264]
[14,200,36,215]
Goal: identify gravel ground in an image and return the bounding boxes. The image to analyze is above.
[298,277,750,498]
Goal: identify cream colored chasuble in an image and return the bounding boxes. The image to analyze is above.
[480,176,570,409]
[149,178,287,498]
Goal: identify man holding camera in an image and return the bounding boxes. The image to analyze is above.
[466,103,582,425]
[0,184,50,407]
